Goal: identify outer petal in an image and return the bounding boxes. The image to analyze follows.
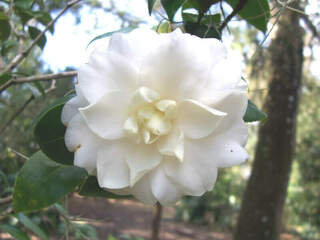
[131,174,157,205]
[177,99,226,139]
[97,140,130,189]
[209,91,248,145]
[125,144,161,186]
[64,114,102,174]
[78,50,139,103]
[61,85,88,126]
[163,139,219,196]
[139,29,227,100]
[150,165,183,206]
[80,90,130,140]
[108,28,160,66]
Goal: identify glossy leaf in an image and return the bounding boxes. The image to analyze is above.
[33,94,74,165]
[28,26,46,49]
[161,0,184,21]
[243,100,267,122]
[0,13,11,41]
[148,0,157,15]
[17,213,48,240]
[13,151,88,213]
[225,0,270,32]
[14,0,33,9]
[0,224,30,240]
[87,27,136,48]
[79,176,131,199]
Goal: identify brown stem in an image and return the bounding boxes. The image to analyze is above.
[219,0,248,32]
[151,202,163,240]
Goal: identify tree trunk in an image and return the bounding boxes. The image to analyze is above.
[234,4,304,240]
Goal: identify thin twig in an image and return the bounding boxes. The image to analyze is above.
[0,71,77,94]
[0,0,82,75]
[0,86,55,135]
[0,195,13,205]
[219,0,248,32]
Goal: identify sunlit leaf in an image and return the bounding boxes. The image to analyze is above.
[13,151,88,213]
[225,0,270,32]
[87,27,136,48]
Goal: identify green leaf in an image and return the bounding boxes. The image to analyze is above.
[33,94,74,165]
[161,0,185,21]
[0,13,11,41]
[13,151,88,213]
[157,21,172,33]
[1,40,18,56]
[243,100,267,122]
[148,0,157,15]
[14,7,33,25]
[225,0,270,32]
[28,26,46,49]
[34,11,54,33]
[87,27,136,48]
[0,73,11,85]
[79,176,131,199]
[0,224,30,240]
[17,213,48,240]
[183,14,221,39]
[14,0,33,9]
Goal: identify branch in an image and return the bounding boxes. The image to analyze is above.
[0,86,55,135]
[0,195,12,205]
[301,14,320,41]
[0,0,82,75]
[0,71,77,94]
[219,0,248,32]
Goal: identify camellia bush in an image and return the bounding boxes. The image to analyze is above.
[0,0,271,238]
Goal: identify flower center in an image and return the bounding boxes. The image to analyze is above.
[123,87,177,144]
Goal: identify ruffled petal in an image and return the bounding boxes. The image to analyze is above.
[109,28,160,66]
[150,165,183,206]
[163,138,219,196]
[64,114,102,174]
[78,50,139,103]
[80,90,130,140]
[157,126,184,162]
[97,140,130,189]
[125,144,161,186]
[61,85,88,126]
[131,174,157,205]
[177,99,226,139]
[139,29,227,100]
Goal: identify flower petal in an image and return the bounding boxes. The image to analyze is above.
[78,50,139,103]
[131,174,157,205]
[150,165,183,206]
[109,28,160,66]
[177,99,226,139]
[157,126,184,162]
[61,85,88,126]
[97,140,130,189]
[125,144,161,186]
[64,114,102,174]
[163,139,219,196]
[80,90,130,140]
[139,29,227,100]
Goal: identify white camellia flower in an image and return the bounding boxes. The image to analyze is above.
[61,28,249,206]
